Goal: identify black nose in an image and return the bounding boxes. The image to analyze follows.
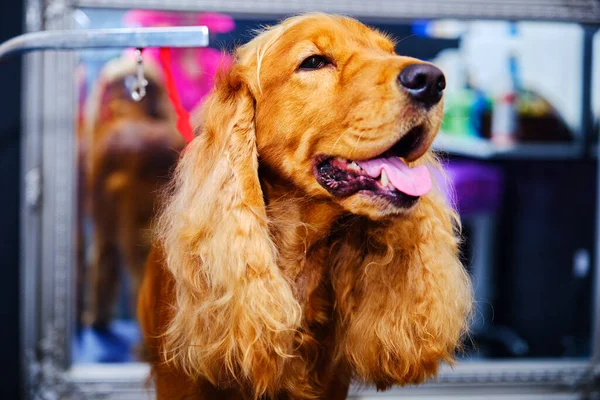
[398,63,446,107]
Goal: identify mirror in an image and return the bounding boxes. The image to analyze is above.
[72,9,595,366]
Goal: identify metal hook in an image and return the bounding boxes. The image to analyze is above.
[130,48,148,102]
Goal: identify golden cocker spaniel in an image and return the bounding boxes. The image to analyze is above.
[138,13,473,400]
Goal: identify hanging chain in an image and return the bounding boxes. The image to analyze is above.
[130,48,148,102]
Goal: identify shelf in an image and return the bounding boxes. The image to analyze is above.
[432,134,585,159]
[75,0,600,24]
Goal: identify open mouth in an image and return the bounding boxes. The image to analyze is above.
[314,125,431,208]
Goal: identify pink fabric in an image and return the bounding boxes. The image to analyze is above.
[357,156,432,197]
[123,10,235,33]
[123,10,235,112]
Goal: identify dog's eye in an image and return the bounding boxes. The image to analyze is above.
[298,55,330,70]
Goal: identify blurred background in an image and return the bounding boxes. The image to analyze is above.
[2,0,600,398]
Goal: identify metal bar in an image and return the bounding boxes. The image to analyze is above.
[592,27,600,367]
[75,0,600,24]
[581,25,597,157]
[0,26,209,61]
[20,0,43,396]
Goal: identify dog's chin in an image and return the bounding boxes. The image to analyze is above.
[337,192,419,220]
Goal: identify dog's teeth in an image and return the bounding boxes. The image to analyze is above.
[380,169,390,187]
[348,161,360,172]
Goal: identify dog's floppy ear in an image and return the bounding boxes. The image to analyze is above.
[156,61,301,396]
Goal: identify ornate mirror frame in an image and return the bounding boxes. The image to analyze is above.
[20,0,600,398]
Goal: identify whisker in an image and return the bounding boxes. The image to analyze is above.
[395,34,417,48]
[350,129,365,160]
[327,128,351,157]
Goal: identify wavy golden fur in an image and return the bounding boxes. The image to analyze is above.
[138,13,473,399]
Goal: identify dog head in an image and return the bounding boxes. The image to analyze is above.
[205,13,446,219]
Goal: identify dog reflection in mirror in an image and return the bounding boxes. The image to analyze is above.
[81,58,185,332]
[139,13,472,399]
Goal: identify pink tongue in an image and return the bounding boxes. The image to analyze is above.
[356,156,431,197]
